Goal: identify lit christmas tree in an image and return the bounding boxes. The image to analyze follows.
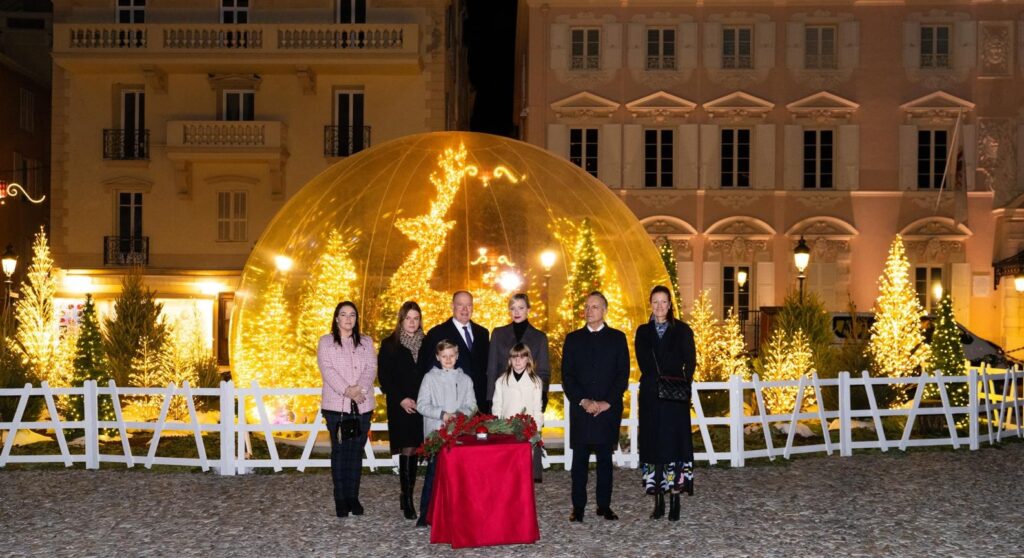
[688,289,721,381]
[549,218,630,362]
[128,336,172,419]
[755,327,815,414]
[926,293,967,407]
[295,228,359,367]
[235,280,296,395]
[657,237,681,305]
[103,269,168,387]
[718,307,748,379]
[14,228,58,383]
[71,294,116,431]
[867,235,931,401]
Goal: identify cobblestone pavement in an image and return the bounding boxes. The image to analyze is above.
[3,443,1023,558]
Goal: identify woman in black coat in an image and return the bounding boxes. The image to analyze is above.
[634,285,696,522]
[486,293,551,481]
[377,301,425,520]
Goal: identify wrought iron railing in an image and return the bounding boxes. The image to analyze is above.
[104,236,149,266]
[646,55,676,70]
[324,125,371,157]
[103,129,150,160]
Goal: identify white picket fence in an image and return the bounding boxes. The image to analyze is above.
[1,366,1022,474]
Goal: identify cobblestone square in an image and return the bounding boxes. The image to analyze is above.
[3,443,1022,557]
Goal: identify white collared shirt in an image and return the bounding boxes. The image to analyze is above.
[586,323,606,333]
[452,317,473,346]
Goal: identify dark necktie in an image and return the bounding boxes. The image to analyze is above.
[463,325,473,350]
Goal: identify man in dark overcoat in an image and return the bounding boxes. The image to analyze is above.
[561,291,630,522]
[420,290,491,413]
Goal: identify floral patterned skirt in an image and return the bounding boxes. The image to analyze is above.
[641,461,693,494]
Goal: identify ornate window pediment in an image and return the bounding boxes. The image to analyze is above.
[625,91,696,122]
[641,215,698,239]
[899,217,972,263]
[786,91,859,123]
[706,215,776,240]
[899,216,972,241]
[786,216,858,263]
[703,91,774,122]
[899,91,974,124]
[102,175,153,193]
[641,216,697,258]
[550,91,619,120]
[207,73,262,91]
[705,216,775,260]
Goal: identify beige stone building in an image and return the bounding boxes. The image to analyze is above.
[515,0,1024,356]
[50,0,467,364]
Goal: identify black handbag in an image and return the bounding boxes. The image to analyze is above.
[337,400,362,442]
[653,348,691,402]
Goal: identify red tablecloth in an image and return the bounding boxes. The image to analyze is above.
[429,434,540,548]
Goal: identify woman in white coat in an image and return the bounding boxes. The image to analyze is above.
[492,343,544,480]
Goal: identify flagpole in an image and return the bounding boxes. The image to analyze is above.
[935,108,963,213]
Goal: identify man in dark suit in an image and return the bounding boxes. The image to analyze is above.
[420,290,491,413]
[561,291,630,522]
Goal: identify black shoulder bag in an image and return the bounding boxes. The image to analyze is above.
[653,347,691,403]
[338,400,362,442]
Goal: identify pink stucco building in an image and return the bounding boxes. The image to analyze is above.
[515,0,1024,355]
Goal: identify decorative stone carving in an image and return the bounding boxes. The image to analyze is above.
[628,191,687,210]
[793,193,844,211]
[207,73,262,91]
[786,92,859,123]
[977,117,1016,192]
[644,218,695,237]
[142,66,167,94]
[808,238,850,264]
[904,239,964,263]
[652,236,693,260]
[706,192,759,210]
[979,21,1013,77]
[296,66,317,95]
[703,91,774,123]
[900,91,975,125]
[708,236,770,260]
[625,91,697,122]
[551,91,619,120]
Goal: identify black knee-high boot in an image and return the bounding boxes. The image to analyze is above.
[404,455,419,520]
[650,492,665,519]
[668,493,681,521]
[398,455,410,513]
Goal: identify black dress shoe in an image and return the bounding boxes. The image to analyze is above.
[335,499,350,518]
[347,498,364,516]
[569,508,584,522]
[596,507,619,520]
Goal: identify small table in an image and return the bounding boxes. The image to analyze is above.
[429,434,540,548]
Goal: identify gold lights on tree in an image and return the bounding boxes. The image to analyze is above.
[755,327,815,414]
[867,235,931,401]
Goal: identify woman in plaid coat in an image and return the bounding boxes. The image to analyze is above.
[318,301,377,518]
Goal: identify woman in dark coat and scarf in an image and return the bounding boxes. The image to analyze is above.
[634,285,696,522]
[377,301,426,520]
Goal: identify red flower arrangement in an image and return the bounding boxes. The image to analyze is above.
[417,412,543,458]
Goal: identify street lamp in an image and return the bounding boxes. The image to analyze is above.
[539,249,557,330]
[736,269,748,289]
[793,236,811,303]
[1015,273,1024,293]
[2,244,17,310]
